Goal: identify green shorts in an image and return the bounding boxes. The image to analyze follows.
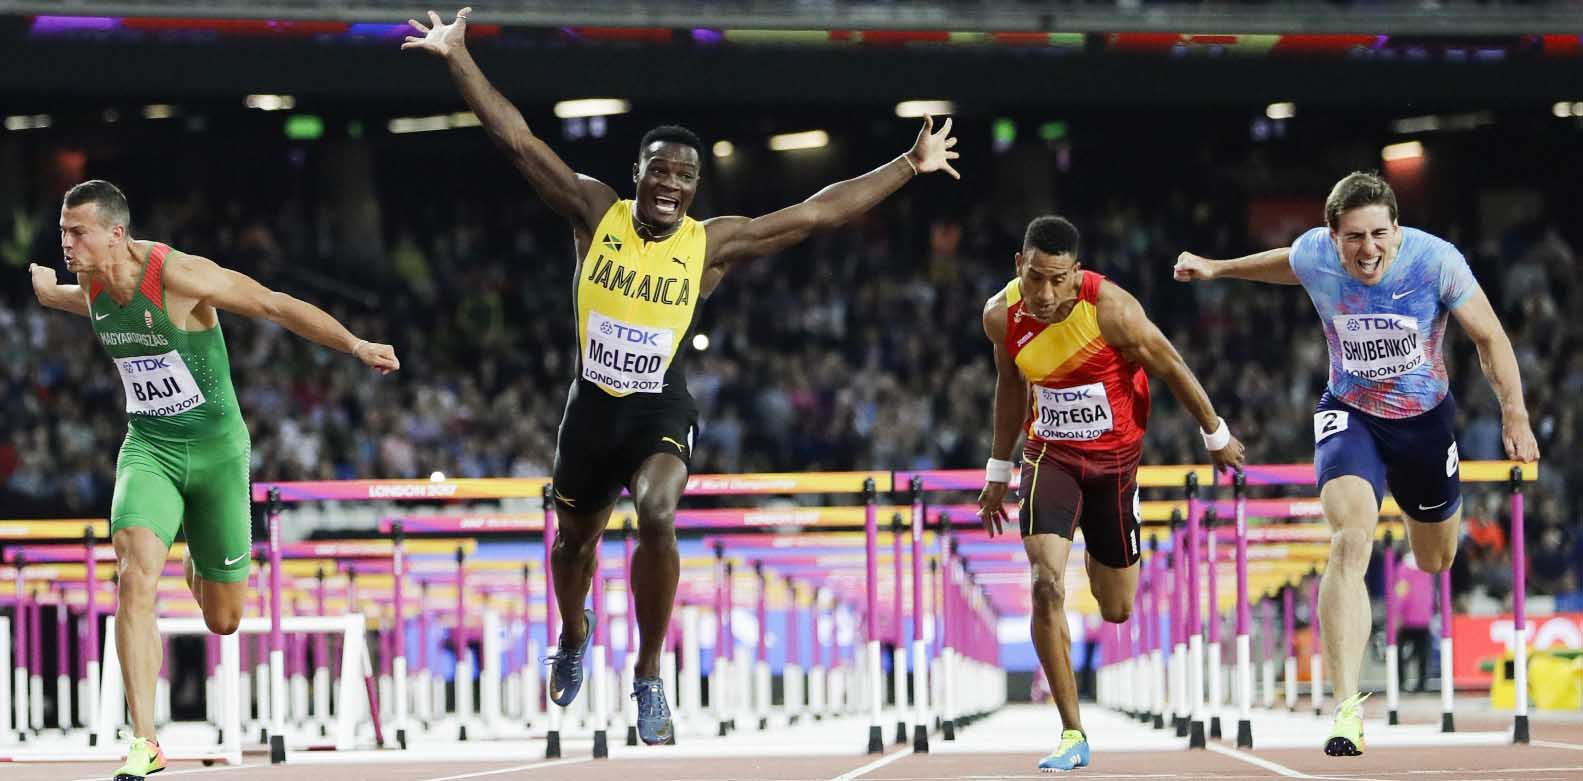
[111,428,253,584]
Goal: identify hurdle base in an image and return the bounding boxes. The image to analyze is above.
[458,724,468,741]
[626,725,638,746]
[718,720,730,737]
[867,724,884,754]
[544,730,561,759]
[89,733,98,747]
[896,721,908,744]
[1441,712,1455,733]
[1388,709,1399,726]
[593,729,608,759]
[1314,708,1322,718]
[270,734,287,764]
[320,723,328,737]
[788,714,800,725]
[397,728,407,750]
[1235,719,1252,749]
[1152,714,1164,730]
[943,720,956,741]
[1174,716,1188,737]
[259,727,270,745]
[1210,716,1222,740]
[912,724,930,753]
[759,717,768,731]
[1514,714,1529,744]
[1189,720,1206,749]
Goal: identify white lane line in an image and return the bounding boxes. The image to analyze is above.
[73,764,259,781]
[1534,740,1583,752]
[1206,743,1315,778]
[418,756,594,781]
[828,747,915,781]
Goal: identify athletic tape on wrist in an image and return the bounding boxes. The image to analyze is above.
[985,458,1014,484]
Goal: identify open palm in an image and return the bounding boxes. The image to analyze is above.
[910,115,961,180]
[402,7,470,57]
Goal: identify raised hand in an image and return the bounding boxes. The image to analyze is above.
[1174,251,1217,282]
[907,115,961,180]
[402,7,471,58]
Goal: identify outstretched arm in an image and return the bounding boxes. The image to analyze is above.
[703,116,960,275]
[1452,287,1539,462]
[1096,281,1245,471]
[404,8,614,233]
[29,263,89,317]
[163,254,400,374]
[976,297,1025,537]
[1174,247,1299,285]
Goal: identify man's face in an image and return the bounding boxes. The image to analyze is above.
[1016,248,1082,322]
[632,141,701,232]
[1330,204,1400,286]
[60,202,122,274]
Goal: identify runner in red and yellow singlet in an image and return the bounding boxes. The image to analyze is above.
[977,216,1244,773]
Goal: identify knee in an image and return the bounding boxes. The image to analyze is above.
[1414,548,1454,574]
[1031,576,1065,612]
[204,605,242,636]
[635,501,678,549]
[1327,528,1374,573]
[553,524,602,559]
[1100,601,1132,625]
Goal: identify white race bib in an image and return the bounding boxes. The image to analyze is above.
[582,310,674,395]
[1032,382,1114,442]
[1333,313,1425,381]
[1313,409,1350,443]
[114,350,206,416]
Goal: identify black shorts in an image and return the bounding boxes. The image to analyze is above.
[1017,440,1143,568]
[1314,390,1461,523]
[551,380,698,514]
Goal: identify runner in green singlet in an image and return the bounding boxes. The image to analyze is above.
[28,180,398,781]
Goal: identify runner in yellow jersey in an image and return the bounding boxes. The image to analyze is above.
[30,180,398,780]
[405,7,960,744]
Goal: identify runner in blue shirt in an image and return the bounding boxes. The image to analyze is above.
[1174,172,1538,756]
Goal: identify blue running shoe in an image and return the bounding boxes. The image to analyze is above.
[632,675,676,745]
[547,608,593,707]
[1038,729,1090,772]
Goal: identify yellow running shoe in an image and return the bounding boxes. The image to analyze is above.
[113,737,167,781]
[1324,692,1369,756]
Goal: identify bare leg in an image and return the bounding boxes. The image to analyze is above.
[114,528,170,741]
[550,504,613,650]
[1318,476,1378,704]
[629,453,687,679]
[1025,534,1082,734]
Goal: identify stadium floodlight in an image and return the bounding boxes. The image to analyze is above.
[1381,140,1423,161]
[245,94,296,111]
[553,99,631,119]
[895,100,953,118]
[769,130,829,151]
[713,140,735,159]
[1265,102,1296,120]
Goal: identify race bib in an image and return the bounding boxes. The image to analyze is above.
[114,350,206,416]
[1333,314,1425,381]
[1032,382,1114,441]
[1313,409,1350,443]
[582,310,674,394]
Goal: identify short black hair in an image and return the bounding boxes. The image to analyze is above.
[63,179,131,229]
[1023,215,1079,257]
[639,125,704,160]
[1325,171,1398,229]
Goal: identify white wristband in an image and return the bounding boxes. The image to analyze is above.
[985,458,1014,484]
[1201,417,1231,451]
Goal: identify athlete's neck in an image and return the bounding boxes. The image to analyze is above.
[100,240,146,305]
[632,213,680,243]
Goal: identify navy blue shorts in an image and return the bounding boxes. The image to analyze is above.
[1313,391,1461,523]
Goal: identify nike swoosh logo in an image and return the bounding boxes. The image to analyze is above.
[661,436,687,453]
[1391,289,1417,300]
[94,312,110,321]
[1418,500,1448,511]
[223,553,248,566]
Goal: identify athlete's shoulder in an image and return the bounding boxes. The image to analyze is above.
[1400,226,1461,260]
[983,280,1015,339]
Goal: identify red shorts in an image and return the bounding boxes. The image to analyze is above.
[1017,440,1142,568]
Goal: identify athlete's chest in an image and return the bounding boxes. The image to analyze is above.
[1009,303,1109,383]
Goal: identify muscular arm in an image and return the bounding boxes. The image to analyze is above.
[1096,281,1222,433]
[163,255,396,370]
[982,298,1028,462]
[705,155,917,269]
[1452,286,1539,461]
[1177,247,1300,285]
[28,264,89,317]
[441,49,614,232]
